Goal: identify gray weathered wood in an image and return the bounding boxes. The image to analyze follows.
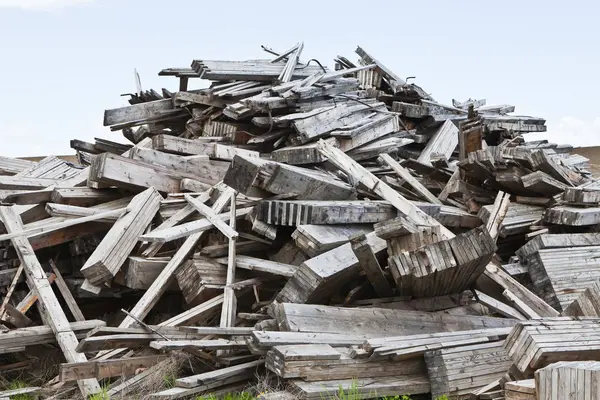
[379,154,443,204]
[256,200,396,226]
[81,188,162,286]
[417,120,459,166]
[350,232,393,297]
[104,98,174,126]
[49,259,85,322]
[0,206,101,397]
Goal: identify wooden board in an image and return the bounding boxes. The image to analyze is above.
[80,188,162,286]
[59,355,167,381]
[274,303,516,336]
[425,341,512,399]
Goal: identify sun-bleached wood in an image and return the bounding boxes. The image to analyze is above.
[0,206,101,397]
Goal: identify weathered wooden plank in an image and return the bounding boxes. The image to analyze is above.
[175,360,263,388]
[152,135,259,161]
[220,190,238,331]
[379,154,443,204]
[78,333,208,352]
[277,232,387,304]
[224,154,357,200]
[275,303,516,336]
[214,255,297,277]
[104,98,174,126]
[0,208,126,243]
[0,176,62,190]
[185,194,238,239]
[51,187,122,207]
[480,264,559,318]
[138,206,252,243]
[80,188,162,286]
[89,153,182,193]
[59,355,168,382]
[475,290,526,320]
[49,259,85,322]
[129,146,228,185]
[45,203,123,222]
[0,156,36,175]
[418,120,459,166]
[350,232,393,298]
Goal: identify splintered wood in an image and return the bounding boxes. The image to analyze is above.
[0,41,595,399]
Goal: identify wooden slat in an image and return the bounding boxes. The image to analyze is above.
[59,355,168,381]
[379,154,442,205]
[350,232,393,297]
[49,259,85,322]
[80,188,162,286]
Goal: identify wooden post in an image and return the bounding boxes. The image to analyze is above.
[220,191,238,329]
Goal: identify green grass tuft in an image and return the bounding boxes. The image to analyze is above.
[7,380,35,400]
[88,383,111,400]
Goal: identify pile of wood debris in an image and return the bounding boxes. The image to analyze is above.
[1,43,599,400]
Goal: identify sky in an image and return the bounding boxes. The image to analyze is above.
[0,0,599,156]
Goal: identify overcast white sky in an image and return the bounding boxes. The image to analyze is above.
[0,0,598,156]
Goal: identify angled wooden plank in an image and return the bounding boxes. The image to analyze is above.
[45,203,123,222]
[316,140,453,239]
[175,360,263,388]
[214,255,297,278]
[0,264,24,320]
[417,120,459,166]
[81,188,162,286]
[138,207,252,243]
[59,355,167,382]
[350,232,393,297]
[104,98,174,126]
[184,194,237,239]
[221,190,238,329]
[0,208,126,243]
[474,290,526,320]
[16,273,56,314]
[481,264,559,318]
[379,154,443,204]
[0,206,101,397]
[49,259,85,322]
[141,189,213,257]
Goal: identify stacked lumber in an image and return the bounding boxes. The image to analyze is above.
[516,233,600,311]
[504,379,535,400]
[0,42,598,399]
[505,319,600,375]
[535,362,600,400]
[425,341,513,399]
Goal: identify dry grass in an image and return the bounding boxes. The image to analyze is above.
[111,352,189,400]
